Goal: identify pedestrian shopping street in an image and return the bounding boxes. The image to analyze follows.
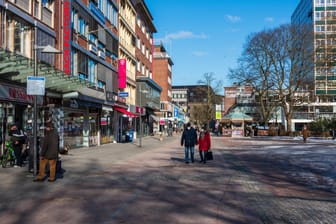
[0,134,335,224]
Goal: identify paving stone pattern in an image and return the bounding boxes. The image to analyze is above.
[0,135,335,223]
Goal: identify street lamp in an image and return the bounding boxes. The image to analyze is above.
[32,26,61,176]
[138,85,148,147]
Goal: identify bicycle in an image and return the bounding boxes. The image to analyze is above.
[0,141,16,168]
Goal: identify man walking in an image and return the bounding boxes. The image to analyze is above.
[181,122,198,164]
[34,121,59,182]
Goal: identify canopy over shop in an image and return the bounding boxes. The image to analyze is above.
[222,112,253,137]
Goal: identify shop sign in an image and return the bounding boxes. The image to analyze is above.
[119,92,128,97]
[0,83,34,103]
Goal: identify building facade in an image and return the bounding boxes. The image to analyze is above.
[153,44,174,130]
[292,0,336,127]
[67,0,121,146]
[132,0,161,136]
[172,87,189,124]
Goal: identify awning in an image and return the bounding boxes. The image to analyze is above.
[113,106,138,118]
[149,114,159,122]
[0,48,93,93]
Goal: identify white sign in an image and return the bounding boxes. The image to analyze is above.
[27,76,45,95]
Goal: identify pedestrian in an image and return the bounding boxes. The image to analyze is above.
[181,122,198,164]
[168,121,173,136]
[198,124,211,164]
[34,120,59,182]
[9,123,25,167]
[302,124,308,143]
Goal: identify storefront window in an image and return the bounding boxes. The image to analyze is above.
[101,112,113,144]
[63,111,84,147]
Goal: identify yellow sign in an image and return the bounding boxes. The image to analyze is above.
[216,111,222,119]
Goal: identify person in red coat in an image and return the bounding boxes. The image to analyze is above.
[198,125,211,164]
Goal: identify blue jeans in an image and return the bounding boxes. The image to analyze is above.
[184,146,195,162]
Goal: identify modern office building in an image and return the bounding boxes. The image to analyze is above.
[292,0,336,124]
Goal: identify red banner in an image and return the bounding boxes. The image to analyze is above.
[118,59,126,89]
[63,0,71,75]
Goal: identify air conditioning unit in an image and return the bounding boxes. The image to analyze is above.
[89,44,97,54]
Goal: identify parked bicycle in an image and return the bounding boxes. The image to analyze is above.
[0,141,16,168]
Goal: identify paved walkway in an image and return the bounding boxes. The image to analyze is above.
[0,134,336,224]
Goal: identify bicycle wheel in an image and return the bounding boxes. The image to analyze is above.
[1,153,8,168]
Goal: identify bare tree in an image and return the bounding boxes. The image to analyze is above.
[229,30,278,125]
[229,24,314,132]
[270,24,314,132]
[195,72,223,126]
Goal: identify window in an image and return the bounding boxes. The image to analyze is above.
[137,61,140,71]
[97,80,105,89]
[136,38,140,49]
[89,33,97,44]
[137,17,141,27]
[78,17,87,36]
[88,59,97,84]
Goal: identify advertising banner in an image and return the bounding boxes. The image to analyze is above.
[118,59,126,88]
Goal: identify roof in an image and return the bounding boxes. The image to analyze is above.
[223,112,253,121]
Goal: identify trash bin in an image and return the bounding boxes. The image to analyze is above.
[128,129,134,142]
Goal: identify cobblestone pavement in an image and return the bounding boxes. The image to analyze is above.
[0,135,335,224]
[223,137,336,224]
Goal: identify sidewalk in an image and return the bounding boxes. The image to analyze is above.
[0,133,178,182]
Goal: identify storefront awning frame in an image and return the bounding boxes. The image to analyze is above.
[113,106,139,118]
[0,48,94,93]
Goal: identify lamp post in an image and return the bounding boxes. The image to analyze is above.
[138,85,148,147]
[32,26,61,176]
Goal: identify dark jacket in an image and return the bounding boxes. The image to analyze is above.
[41,128,59,160]
[181,127,198,147]
[9,128,25,147]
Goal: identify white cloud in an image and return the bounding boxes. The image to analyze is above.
[264,17,274,22]
[192,51,208,57]
[226,15,241,23]
[156,31,208,44]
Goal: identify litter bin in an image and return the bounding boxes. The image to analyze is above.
[128,130,134,142]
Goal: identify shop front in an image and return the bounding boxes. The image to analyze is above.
[63,98,100,148]
[100,105,114,144]
[113,106,138,143]
[0,82,39,150]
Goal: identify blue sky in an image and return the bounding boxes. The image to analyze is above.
[146,0,300,93]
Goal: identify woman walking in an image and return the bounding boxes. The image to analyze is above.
[198,124,211,164]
